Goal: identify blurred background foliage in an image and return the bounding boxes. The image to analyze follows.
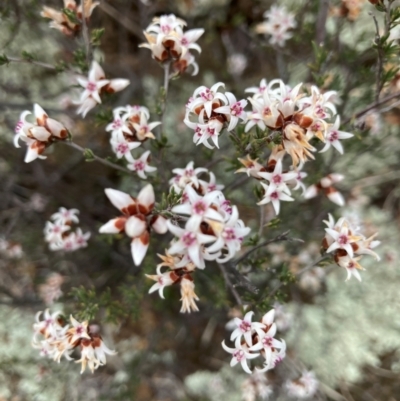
[1,0,400,400]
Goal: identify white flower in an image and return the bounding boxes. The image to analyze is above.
[146,265,176,299]
[222,340,260,374]
[257,182,294,215]
[167,219,216,269]
[110,135,141,159]
[126,150,157,179]
[320,116,353,154]
[99,185,167,266]
[285,371,319,399]
[51,207,80,225]
[229,311,265,347]
[214,92,248,131]
[169,161,208,193]
[75,61,130,117]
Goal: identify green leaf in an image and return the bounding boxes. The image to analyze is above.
[62,8,80,24]
[0,54,9,66]
[21,50,36,61]
[83,148,95,162]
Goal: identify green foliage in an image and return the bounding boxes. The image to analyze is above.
[0,54,9,66]
[154,187,182,217]
[21,50,36,61]
[72,48,88,72]
[151,134,172,150]
[91,28,105,46]
[70,279,143,323]
[83,148,95,162]
[95,108,113,126]
[62,8,80,25]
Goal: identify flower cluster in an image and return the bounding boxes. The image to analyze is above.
[14,104,68,163]
[285,371,319,399]
[184,82,248,148]
[304,173,345,206]
[245,79,352,165]
[99,184,167,266]
[146,165,249,312]
[75,61,130,117]
[0,238,23,258]
[44,207,91,252]
[322,214,380,281]
[140,14,204,76]
[169,161,224,194]
[255,5,297,47]
[32,309,115,373]
[241,371,273,401]
[41,0,99,36]
[222,309,286,374]
[105,105,159,178]
[38,273,65,305]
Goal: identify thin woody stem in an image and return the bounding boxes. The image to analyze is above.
[63,141,132,174]
[80,4,92,66]
[342,90,400,126]
[6,56,57,70]
[158,61,171,139]
[218,263,243,306]
[268,255,330,299]
[233,230,303,267]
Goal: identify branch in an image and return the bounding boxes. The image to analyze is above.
[342,90,400,125]
[63,141,132,174]
[6,56,57,70]
[315,0,329,44]
[158,61,171,139]
[218,263,243,306]
[268,255,331,299]
[80,2,91,66]
[233,230,303,267]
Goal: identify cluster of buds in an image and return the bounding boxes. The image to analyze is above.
[140,14,204,76]
[146,163,249,312]
[14,104,68,163]
[241,371,273,401]
[38,273,65,305]
[32,309,115,373]
[0,238,23,258]
[255,5,297,47]
[285,371,319,399]
[75,61,130,117]
[245,79,353,166]
[41,0,99,36]
[184,82,248,148]
[304,173,345,206]
[169,161,224,195]
[44,207,90,252]
[222,309,286,374]
[99,184,167,266]
[322,214,380,281]
[105,105,159,178]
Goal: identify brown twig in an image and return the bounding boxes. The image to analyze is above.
[233,230,303,267]
[63,141,132,174]
[6,56,57,71]
[218,263,243,305]
[342,90,400,125]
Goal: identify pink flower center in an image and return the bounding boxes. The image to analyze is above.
[348,262,355,269]
[239,320,251,332]
[161,25,171,34]
[76,325,84,335]
[200,88,213,101]
[86,82,97,92]
[116,143,129,154]
[338,234,348,245]
[113,119,122,129]
[231,102,243,116]
[223,228,236,241]
[263,107,271,116]
[182,232,196,246]
[222,200,232,214]
[233,349,245,361]
[206,127,216,136]
[259,86,266,93]
[15,120,23,133]
[272,174,283,184]
[186,169,194,177]
[193,200,207,215]
[329,131,339,142]
[270,191,279,200]
[315,106,325,118]
[181,37,189,46]
[134,160,145,171]
[53,226,61,233]
[262,337,273,347]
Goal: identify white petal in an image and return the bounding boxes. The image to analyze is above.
[125,215,147,238]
